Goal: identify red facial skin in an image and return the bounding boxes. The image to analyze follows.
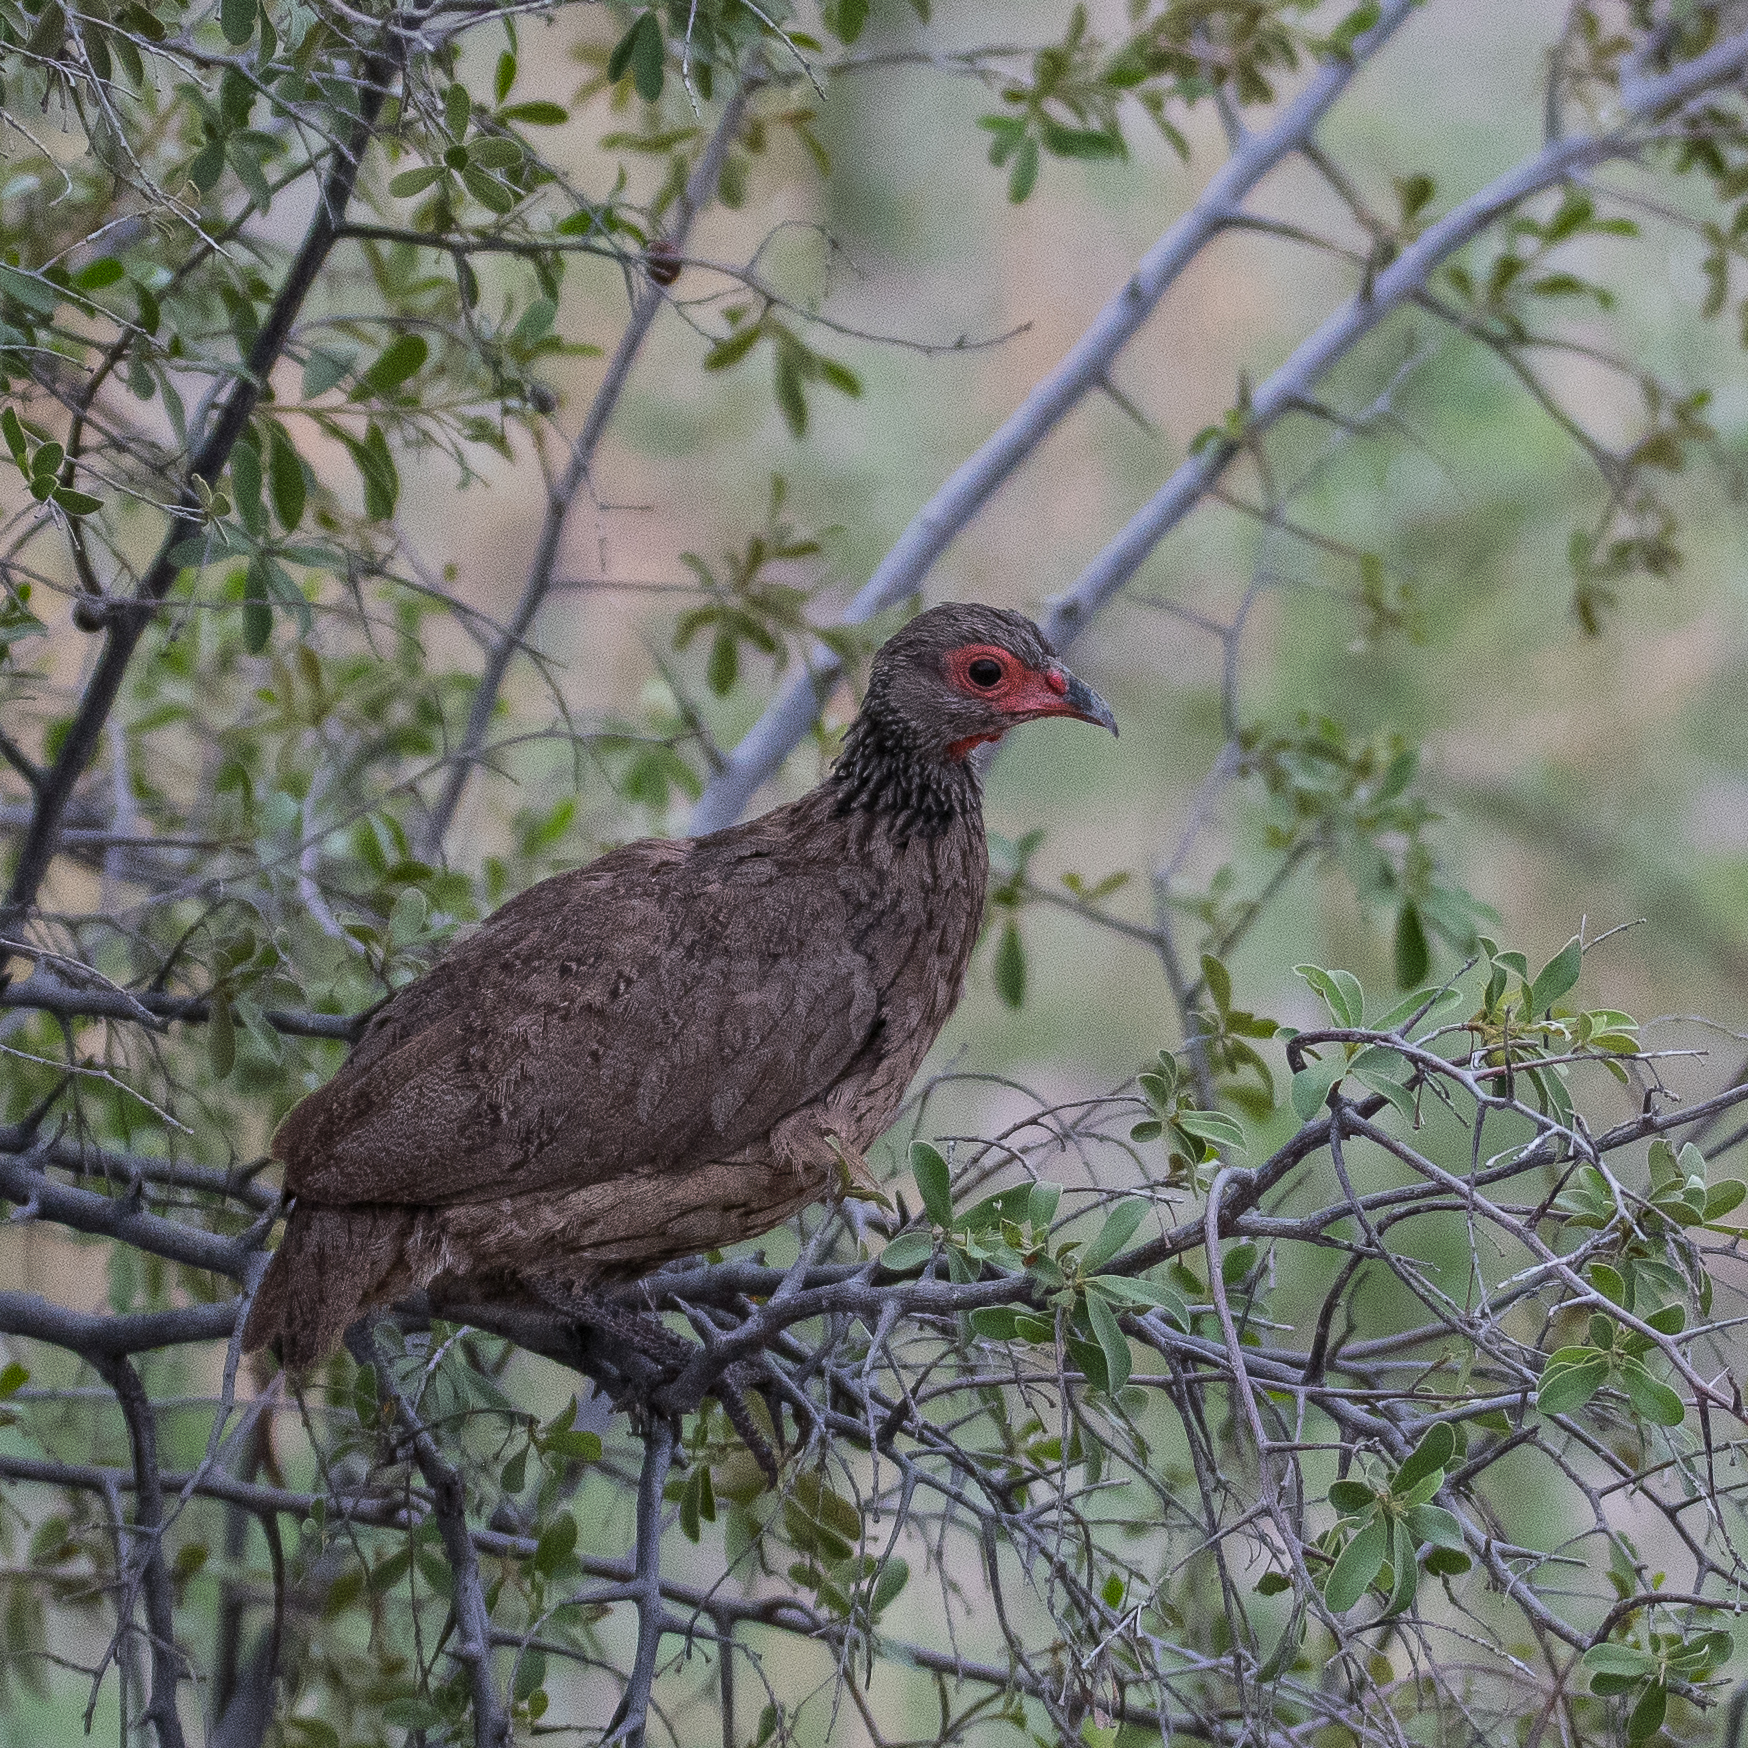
[942,642,1096,761]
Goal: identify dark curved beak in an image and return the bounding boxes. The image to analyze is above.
[1062,667,1118,736]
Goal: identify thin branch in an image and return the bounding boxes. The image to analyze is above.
[604,1415,677,1748]
[0,967,363,1041]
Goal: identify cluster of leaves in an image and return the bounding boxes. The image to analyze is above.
[703,303,863,438]
[1131,1042,1251,1181]
[1313,1420,1471,1617]
[885,1141,1197,1394]
[1583,1625,1737,1744]
[673,475,839,694]
[1,408,100,519]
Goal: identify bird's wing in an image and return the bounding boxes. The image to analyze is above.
[275,832,883,1206]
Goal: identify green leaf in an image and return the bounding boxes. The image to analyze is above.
[461,166,517,213]
[470,137,524,171]
[74,257,125,291]
[1393,903,1430,988]
[1295,964,1363,1027]
[1323,1514,1387,1612]
[1220,1241,1258,1287]
[1007,133,1039,203]
[968,1306,1019,1341]
[1616,1357,1684,1426]
[869,1555,909,1615]
[1174,1109,1246,1150]
[1254,1570,1291,1595]
[512,1645,545,1703]
[1088,1275,1188,1327]
[1081,1199,1147,1272]
[301,348,355,398]
[51,487,102,516]
[360,333,429,398]
[910,1141,953,1228]
[993,919,1026,1008]
[1028,1181,1061,1230]
[230,440,265,536]
[267,425,306,530]
[1384,1515,1417,1616]
[608,10,665,102]
[1392,1420,1454,1495]
[543,1427,601,1461]
[1627,1682,1667,1743]
[0,264,59,318]
[773,342,808,437]
[532,1513,577,1574]
[707,629,737,696]
[815,356,862,398]
[389,165,446,197]
[1,407,28,472]
[1327,1478,1374,1516]
[242,559,272,653]
[219,0,255,46]
[345,423,399,519]
[827,0,868,43]
[703,323,763,371]
[878,1231,934,1272]
[1084,1290,1131,1394]
[1529,934,1582,1013]
[498,101,570,125]
[1403,1503,1464,1550]
[1038,119,1123,160]
[1290,1056,1344,1121]
[1585,1642,1659,1679]
[444,81,472,139]
[1536,1355,1608,1416]
[1705,1179,1747,1221]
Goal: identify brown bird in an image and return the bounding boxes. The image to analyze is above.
[243,604,1116,1366]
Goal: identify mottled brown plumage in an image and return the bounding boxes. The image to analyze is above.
[243,604,1115,1365]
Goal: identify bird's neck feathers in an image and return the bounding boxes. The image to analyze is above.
[829,696,981,838]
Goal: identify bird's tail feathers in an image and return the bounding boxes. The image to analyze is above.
[243,1201,416,1369]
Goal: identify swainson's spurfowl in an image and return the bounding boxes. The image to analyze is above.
[243,604,1116,1366]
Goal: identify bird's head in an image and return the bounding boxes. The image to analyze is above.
[861,602,1117,764]
[832,603,1116,833]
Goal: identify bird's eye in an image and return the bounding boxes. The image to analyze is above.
[967,657,1004,689]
